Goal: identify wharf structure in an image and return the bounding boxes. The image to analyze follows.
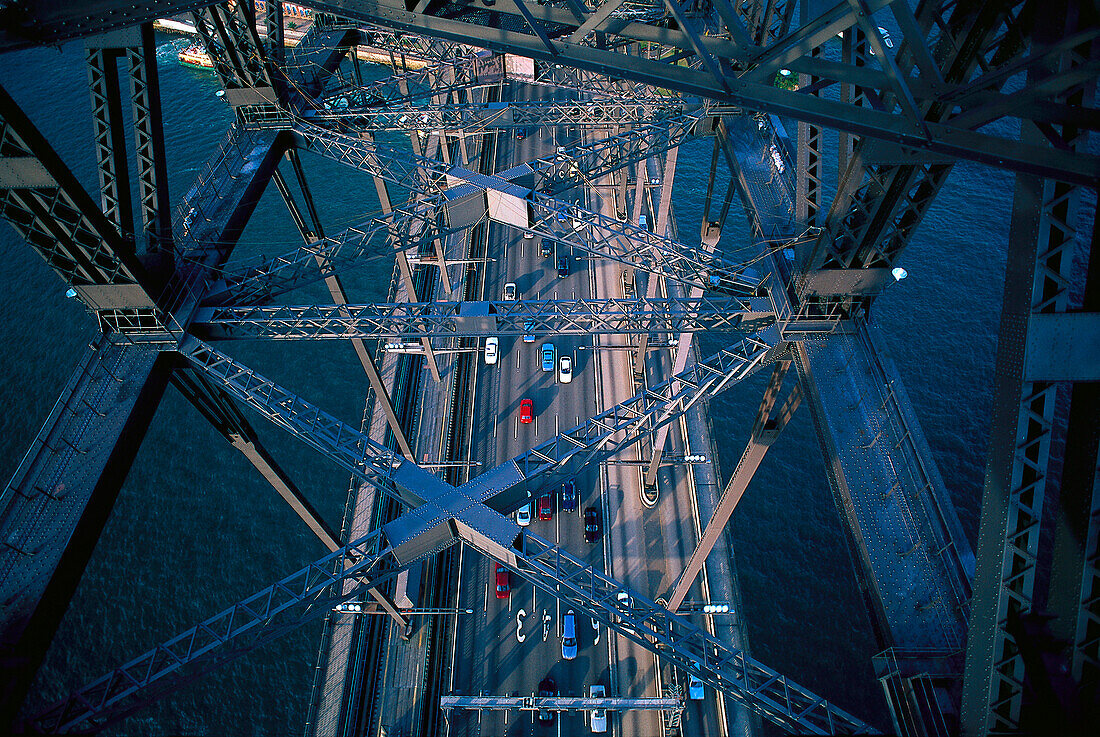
[0,2,1097,737]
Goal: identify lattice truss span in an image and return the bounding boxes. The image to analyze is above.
[0,1,1096,736]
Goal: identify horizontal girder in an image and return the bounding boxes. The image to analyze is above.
[189,297,774,340]
[296,0,1100,184]
[247,98,707,134]
[439,695,682,711]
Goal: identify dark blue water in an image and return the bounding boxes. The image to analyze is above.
[1,34,1009,734]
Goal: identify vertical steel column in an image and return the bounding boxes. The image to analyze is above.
[264,0,284,64]
[364,133,442,383]
[127,23,172,255]
[632,145,661,373]
[1072,444,1100,688]
[85,43,135,248]
[1066,205,1100,699]
[796,1,821,228]
[423,64,455,296]
[645,144,706,487]
[961,91,1085,737]
[272,150,415,458]
[667,360,800,610]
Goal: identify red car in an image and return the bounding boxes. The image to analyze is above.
[495,563,510,599]
[520,398,534,424]
[537,490,553,521]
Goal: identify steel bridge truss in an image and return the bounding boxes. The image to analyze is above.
[291,0,1100,185]
[1,1,1097,735]
[29,326,877,736]
[190,296,774,340]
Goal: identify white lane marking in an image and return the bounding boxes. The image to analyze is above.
[592,617,600,645]
[514,417,518,440]
[516,608,528,643]
[542,609,551,642]
[555,414,559,435]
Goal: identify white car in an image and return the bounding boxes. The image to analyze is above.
[503,282,517,300]
[523,230,535,239]
[558,355,572,384]
[516,502,531,527]
[589,684,607,733]
[688,662,704,700]
[484,337,498,365]
[562,610,577,660]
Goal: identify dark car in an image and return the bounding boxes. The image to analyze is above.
[557,256,569,277]
[537,490,553,521]
[516,127,527,140]
[538,676,557,722]
[561,479,577,512]
[584,506,601,543]
[540,241,552,258]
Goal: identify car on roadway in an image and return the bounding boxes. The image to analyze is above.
[541,343,555,372]
[562,610,578,660]
[495,563,510,599]
[517,502,532,527]
[584,506,601,543]
[520,398,534,424]
[538,676,556,722]
[517,127,527,141]
[688,664,704,700]
[503,282,517,300]
[561,479,577,512]
[558,355,573,384]
[523,320,536,343]
[557,255,569,277]
[638,213,648,231]
[484,337,498,365]
[540,240,552,258]
[537,489,553,521]
[522,229,534,239]
[616,591,632,609]
[589,684,607,733]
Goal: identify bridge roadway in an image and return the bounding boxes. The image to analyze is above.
[442,84,739,736]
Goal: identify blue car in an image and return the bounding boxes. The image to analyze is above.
[523,320,536,343]
[562,610,577,660]
[561,480,577,512]
[541,343,555,372]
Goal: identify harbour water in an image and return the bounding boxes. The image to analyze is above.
[0,32,1021,734]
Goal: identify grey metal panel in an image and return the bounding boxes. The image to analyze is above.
[0,157,55,188]
[802,267,894,296]
[222,86,277,107]
[383,508,455,566]
[1024,312,1100,382]
[74,284,156,310]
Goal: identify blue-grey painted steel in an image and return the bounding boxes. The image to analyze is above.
[190,296,772,340]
